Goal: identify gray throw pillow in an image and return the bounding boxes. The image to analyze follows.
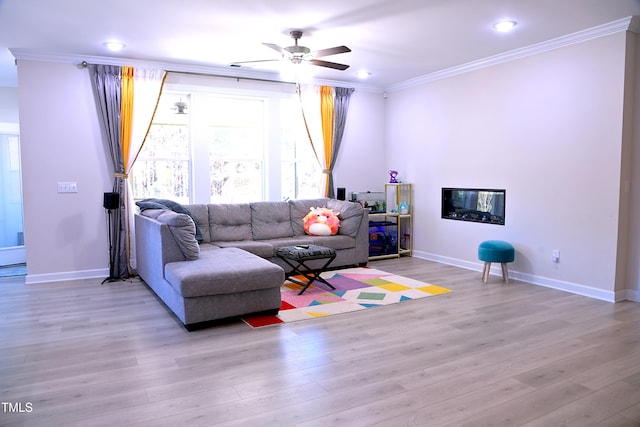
[136,198,203,242]
[327,199,365,237]
[142,209,200,261]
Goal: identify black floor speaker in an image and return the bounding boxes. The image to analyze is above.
[337,187,346,200]
[103,192,120,210]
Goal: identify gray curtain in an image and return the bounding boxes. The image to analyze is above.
[327,87,355,198]
[88,64,129,280]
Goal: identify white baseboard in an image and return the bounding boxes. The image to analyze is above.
[21,256,640,303]
[413,250,621,303]
[624,289,640,302]
[0,246,26,266]
[25,268,109,285]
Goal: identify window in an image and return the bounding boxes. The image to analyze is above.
[208,95,265,203]
[280,98,321,200]
[132,78,321,204]
[131,93,190,204]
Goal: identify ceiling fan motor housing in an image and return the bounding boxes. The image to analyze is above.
[286,30,311,59]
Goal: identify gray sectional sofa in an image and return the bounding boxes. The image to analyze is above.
[135,197,368,330]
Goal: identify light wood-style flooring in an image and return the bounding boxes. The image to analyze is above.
[1,257,640,426]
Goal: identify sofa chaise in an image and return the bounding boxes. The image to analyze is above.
[135,197,368,330]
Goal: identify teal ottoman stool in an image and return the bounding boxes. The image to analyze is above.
[478,240,515,283]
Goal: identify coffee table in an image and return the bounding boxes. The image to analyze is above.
[276,244,337,295]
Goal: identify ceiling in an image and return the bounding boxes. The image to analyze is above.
[1,0,640,90]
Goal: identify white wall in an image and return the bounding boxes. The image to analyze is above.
[332,90,387,197]
[14,32,638,301]
[17,60,113,282]
[386,32,630,300]
[15,60,385,282]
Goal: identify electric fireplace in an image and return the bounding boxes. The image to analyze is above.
[442,188,505,225]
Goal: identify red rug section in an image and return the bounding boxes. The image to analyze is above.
[243,300,294,328]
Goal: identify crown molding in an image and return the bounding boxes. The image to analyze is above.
[386,16,636,93]
[8,49,383,93]
[629,15,640,33]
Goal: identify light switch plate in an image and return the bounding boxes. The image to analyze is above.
[57,182,77,193]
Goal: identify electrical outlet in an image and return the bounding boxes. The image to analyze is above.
[57,182,78,193]
[552,249,560,263]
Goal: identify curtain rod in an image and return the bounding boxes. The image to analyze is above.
[172,70,297,86]
[80,60,297,86]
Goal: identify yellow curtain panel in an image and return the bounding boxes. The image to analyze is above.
[120,66,134,170]
[320,86,334,197]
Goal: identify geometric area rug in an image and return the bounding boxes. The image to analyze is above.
[241,267,453,328]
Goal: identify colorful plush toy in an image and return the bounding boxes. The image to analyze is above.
[303,207,340,236]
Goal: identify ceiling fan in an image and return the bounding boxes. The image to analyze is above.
[171,99,188,114]
[232,30,351,70]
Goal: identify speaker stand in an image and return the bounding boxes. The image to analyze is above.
[102,208,120,284]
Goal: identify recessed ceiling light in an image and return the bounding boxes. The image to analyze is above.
[493,20,517,33]
[357,70,371,79]
[104,41,125,52]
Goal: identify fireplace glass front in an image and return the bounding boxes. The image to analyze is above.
[441,188,505,225]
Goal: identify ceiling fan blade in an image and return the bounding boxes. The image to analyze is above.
[263,43,288,56]
[230,59,280,66]
[311,46,351,58]
[308,59,350,70]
